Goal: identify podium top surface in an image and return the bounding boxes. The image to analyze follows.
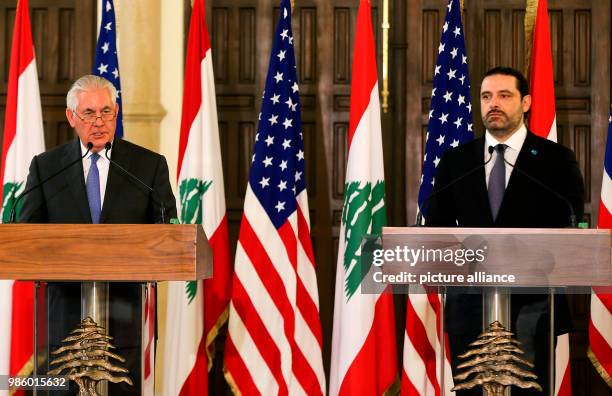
[383,226,611,236]
[380,226,611,287]
[0,224,212,281]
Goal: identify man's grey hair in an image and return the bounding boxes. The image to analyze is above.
[66,75,117,112]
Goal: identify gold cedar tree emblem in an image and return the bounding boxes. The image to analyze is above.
[48,316,133,396]
[451,320,543,396]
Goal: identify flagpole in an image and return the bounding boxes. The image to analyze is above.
[381,0,390,113]
[524,0,538,77]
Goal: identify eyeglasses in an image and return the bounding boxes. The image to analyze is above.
[73,109,116,124]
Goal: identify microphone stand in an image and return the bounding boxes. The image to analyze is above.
[9,142,93,223]
[104,143,166,223]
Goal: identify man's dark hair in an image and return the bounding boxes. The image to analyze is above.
[483,66,530,98]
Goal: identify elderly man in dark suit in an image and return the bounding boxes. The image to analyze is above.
[427,67,584,395]
[20,74,177,395]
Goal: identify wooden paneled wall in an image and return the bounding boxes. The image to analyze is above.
[0,0,610,394]
[0,0,95,149]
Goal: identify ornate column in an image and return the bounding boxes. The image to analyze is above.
[116,0,166,151]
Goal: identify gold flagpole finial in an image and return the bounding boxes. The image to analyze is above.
[381,0,390,113]
[524,0,539,78]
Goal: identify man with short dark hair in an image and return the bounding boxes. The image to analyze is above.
[20,74,177,395]
[427,66,584,395]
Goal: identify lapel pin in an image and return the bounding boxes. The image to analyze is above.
[530,149,538,155]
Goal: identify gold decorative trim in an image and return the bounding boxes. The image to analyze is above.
[205,306,230,371]
[524,0,538,78]
[383,377,400,396]
[223,365,243,396]
[8,355,33,396]
[588,347,612,388]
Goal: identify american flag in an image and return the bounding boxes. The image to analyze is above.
[589,104,612,387]
[93,0,123,138]
[224,1,325,394]
[403,1,473,395]
[417,0,474,216]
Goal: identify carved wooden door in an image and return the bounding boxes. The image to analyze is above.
[0,0,96,149]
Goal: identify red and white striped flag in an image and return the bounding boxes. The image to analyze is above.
[329,1,398,394]
[528,0,571,394]
[224,1,325,394]
[0,1,45,394]
[163,0,231,394]
[143,284,156,395]
[401,290,454,396]
[588,106,612,387]
[404,0,472,393]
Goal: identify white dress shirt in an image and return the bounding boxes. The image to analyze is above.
[81,142,111,206]
[484,125,527,188]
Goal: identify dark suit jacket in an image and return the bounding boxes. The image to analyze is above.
[19,137,177,396]
[427,131,584,228]
[426,131,584,396]
[20,137,177,224]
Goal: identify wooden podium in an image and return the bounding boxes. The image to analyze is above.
[0,224,212,395]
[0,224,212,281]
[381,227,612,395]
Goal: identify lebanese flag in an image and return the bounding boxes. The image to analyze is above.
[528,0,557,141]
[527,1,571,394]
[329,1,398,394]
[163,0,231,394]
[0,1,45,395]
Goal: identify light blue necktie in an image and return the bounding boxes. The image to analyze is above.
[86,153,101,224]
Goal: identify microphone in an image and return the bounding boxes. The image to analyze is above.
[499,150,577,228]
[416,146,495,226]
[104,142,166,223]
[9,142,94,223]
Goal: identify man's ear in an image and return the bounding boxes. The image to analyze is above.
[66,108,77,128]
[522,94,532,113]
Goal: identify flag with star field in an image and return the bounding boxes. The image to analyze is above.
[590,104,612,388]
[403,1,473,395]
[93,0,123,138]
[417,0,474,217]
[224,0,325,394]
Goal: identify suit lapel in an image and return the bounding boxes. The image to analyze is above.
[470,137,494,225]
[496,132,539,223]
[100,139,131,223]
[63,138,92,222]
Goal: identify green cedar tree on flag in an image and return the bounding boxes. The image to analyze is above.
[163,0,231,394]
[0,1,45,394]
[329,0,398,394]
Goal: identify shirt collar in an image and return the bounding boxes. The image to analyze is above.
[485,124,527,153]
[80,140,113,160]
